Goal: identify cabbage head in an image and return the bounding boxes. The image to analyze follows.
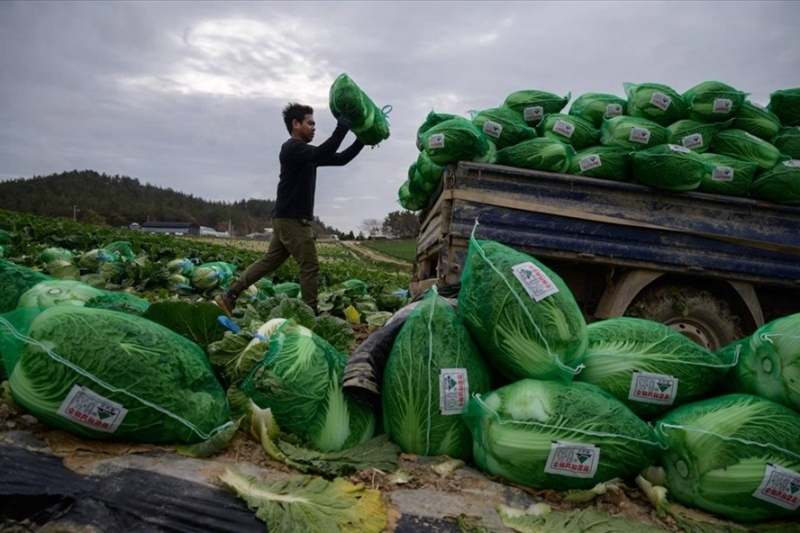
[538,113,599,150]
[567,93,626,128]
[711,128,783,170]
[470,107,537,150]
[398,180,428,212]
[698,153,758,197]
[17,279,105,308]
[415,150,444,188]
[630,144,710,191]
[167,258,195,277]
[495,138,575,173]
[79,248,118,270]
[0,260,52,312]
[421,117,490,165]
[734,101,782,140]
[463,379,660,491]
[722,312,800,413]
[458,237,588,382]
[39,247,76,265]
[273,282,301,298]
[600,116,669,151]
[0,306,230,443]
[502,89,570,126]
[416,110,462,150]
[667,119,732,153]
[624,82,688,126]
[382,291,492,460]
[192,262,236,291]
[749,160,800,205]
[567,146,631,181]
[768,88,800,127]
[771,127,800,159]
[329,73,389,146]
[103,241,136,262]
[575,317,730,419]
[240,319,375,452]
[682,81,747,122]
[655,394,800,522]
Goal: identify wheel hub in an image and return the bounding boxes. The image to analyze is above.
[665,317,721,350]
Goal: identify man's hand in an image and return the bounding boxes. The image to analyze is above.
[336,116,353,130]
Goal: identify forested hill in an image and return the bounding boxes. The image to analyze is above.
[0,170,340,236]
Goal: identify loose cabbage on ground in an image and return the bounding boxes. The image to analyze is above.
[575,317,731,419]
[698,153,759,197]
[734,101,782,140]
[420,117,491,165]
[329,73,390,146]
[0,306,230,444]
[495,138,575,173]
[567,146,631,181]
[463,379,661,491]
[470,107,537,150]
[458,235,588,382]
[624,82,688,126]
[503,89,571,126]
[667,119,732,153]
[749,160,800,205]
[768,88,800,126]
[382,290,492,460]
[567,93,626,128]
[537,114,599,150]
[711,129,784,170]
[682,81,747,123]
[240,319,375,452]
[655,394,800,522]
[600,116,669,151]
[630,144,710,191]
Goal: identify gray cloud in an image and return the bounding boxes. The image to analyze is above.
[1,1,799,233]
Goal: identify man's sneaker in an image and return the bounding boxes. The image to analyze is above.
[214,292,236,318]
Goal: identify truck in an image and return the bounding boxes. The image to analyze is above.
[412,160,800,351]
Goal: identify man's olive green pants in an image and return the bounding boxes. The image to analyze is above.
[228,218,319,311]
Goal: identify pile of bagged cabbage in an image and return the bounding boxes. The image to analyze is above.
[401,83,800,210]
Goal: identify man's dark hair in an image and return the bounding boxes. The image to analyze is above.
[283,103,314,133]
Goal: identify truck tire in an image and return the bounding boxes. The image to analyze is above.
[624,286,741,351]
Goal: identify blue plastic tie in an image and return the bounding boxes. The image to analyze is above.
[217,315,240,334]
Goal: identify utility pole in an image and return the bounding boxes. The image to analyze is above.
[73,205,80,221]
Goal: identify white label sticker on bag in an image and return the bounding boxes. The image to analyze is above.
[579,154,602,171]
[712,166,735,181]
[511,262,559,302]
[428,134,445,149]
[553,120,576,138]
[57,384,128,433]
[753,463,800,510]
[439,368,469,415]
[628,371,678,405]
[524,106,544,122]
[483,120,503,138]
[650,91,673,111]
[668,144,692,154]
[605,103,623,118]
[784,160,800,168]
[629,127,651,144]
[713,98,734,114]
[681,133,704,149]
[545,441,600,478]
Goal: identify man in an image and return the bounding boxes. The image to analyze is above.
[215,102,364,316]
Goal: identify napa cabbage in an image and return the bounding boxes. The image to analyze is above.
[698,153,758,197]
[17,279,105,308]
[567,146,631,181]
[734,101,782,140]
[240,319,375,452]
[749,160,800,205]
[682,81,747,122]
[630,144,710,191]
[567,93,626,128]
[39,247,76,265]
[600,116,669,151]
[495,138,575,173]
[167,258,195,277]
[463,379,661,491]
[502,89,571,126]
[382,290,492,460]
[768,88,800,127]
[575,317,731,419]
[457,234,588,382]
[421,117,490,165]
[470,107,537,150]
[667,119,732,153]
[538,113,599,150]
[655,394,800,522]
[329,73,389,146]
[771,127,800,159]
[191,261,236,291]
[711,129,783,170]
[624,82,688,126]
[416,110,461,150]
[0,306,230,443]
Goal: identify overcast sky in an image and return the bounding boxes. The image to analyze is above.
[1,1,799,233]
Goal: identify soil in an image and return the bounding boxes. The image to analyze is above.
[339,241,411,267]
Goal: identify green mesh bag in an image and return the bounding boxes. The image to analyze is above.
[682,81,747,122]
[495,138,575,173]
[711,129,783,170]
[567,92,626,128]
[771,127,800,159]
[734,101,782,140]
[538,113,599,150]
[749,159,800,205]
[328,73,390,146]
[102,241,136,262]
[698,153,759,197]
[470,107,537,150]
[0,306,230,443]
[421,117,490,165]
[0,259,53,312]
[39,247,76,265]
[398,181,427,212]
[502,89,571,126]
[600,116,670,151]
[457,232,588,382]
[0,230,12,246]
[667,119,733,153]
[416,110,461,150]
[768,88,800,127]
[240,319,376,452]
[567,146,631,181]
[630,144,710,191]
[415,150,444,188]
[624,82,688,126]
[382,290,492,460]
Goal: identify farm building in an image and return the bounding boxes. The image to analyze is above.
[140,221,200,236]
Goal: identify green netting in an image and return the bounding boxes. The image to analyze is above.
[415,151,444,188]
[329,73,390,146]
[0,306,230,444]
[538,113,600,150]
[630,144,710,191]
[502,89,571,126]
[567,92,626,128]
[495,138,575,173]
[734,101,782,140]
[421,117,490,165]
[698,153,759,197]
[711,129,783,170]
[0,259,53,313]
[0,230,12,246]
[667,119,733,153]
[102,241,136,262]
[682,81,747,122]
[624,82,688,126]
[416,110,461,150]
[771,127,800,159]
[768,87,800,127]
[39,247,76,265]
[398,181,428,212]
[600,116,670,151]
[749,160,800,205]
[567,146,632,181]
[470,107,537,150]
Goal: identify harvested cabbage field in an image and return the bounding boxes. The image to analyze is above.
[1,209,800,532]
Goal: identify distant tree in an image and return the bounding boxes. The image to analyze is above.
[382,210,420,238]
[359,218,383,238]
[346,230,355,240]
